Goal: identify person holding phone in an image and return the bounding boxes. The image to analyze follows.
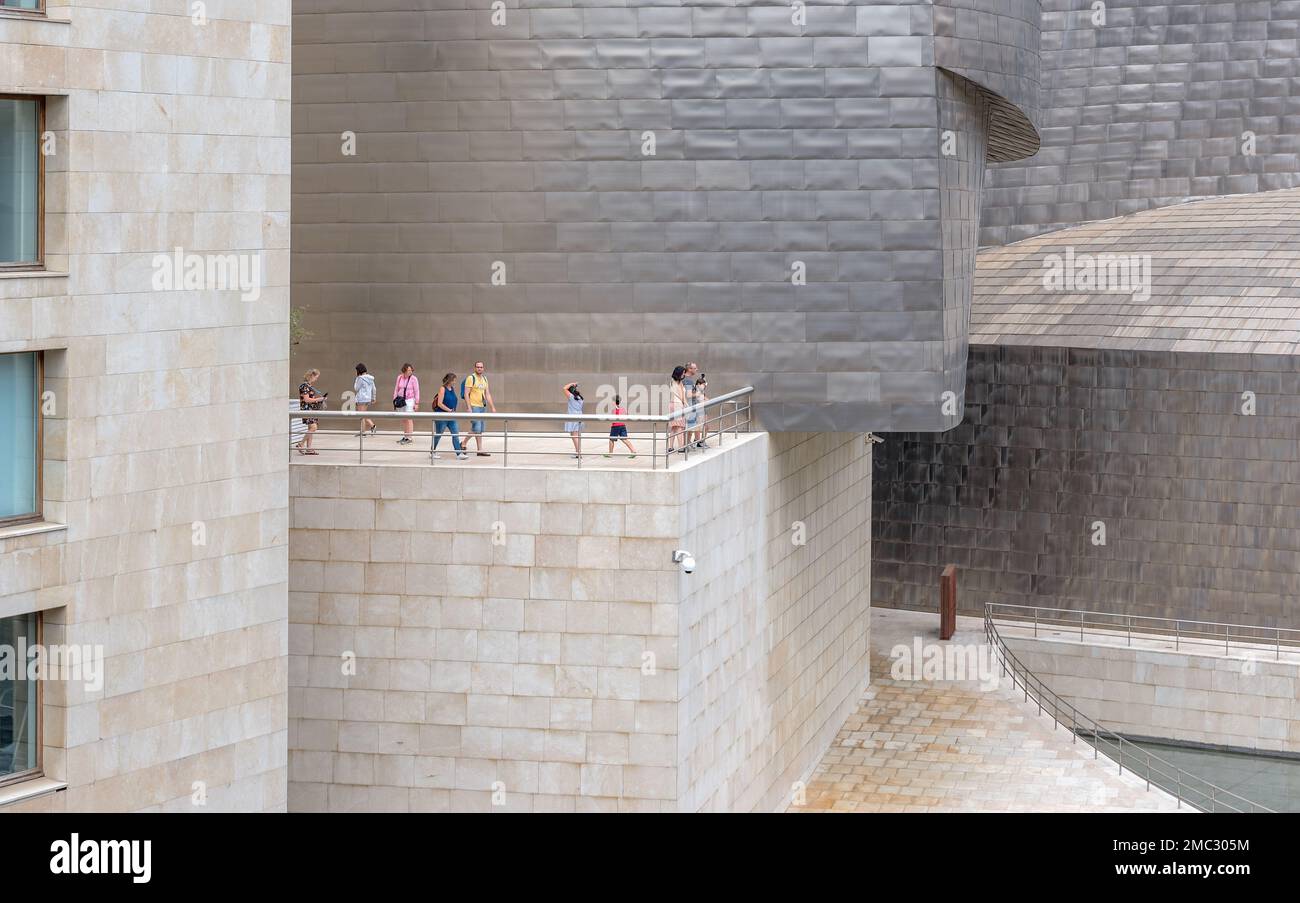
[297,368,326,455]
[690,372,709,448]
[564,382,585,459]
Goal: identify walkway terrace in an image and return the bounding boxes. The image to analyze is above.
[790,608,1185,813]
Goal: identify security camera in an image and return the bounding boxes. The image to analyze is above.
[672,550,696,574]
[865,433,885,445]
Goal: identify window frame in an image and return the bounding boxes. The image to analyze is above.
[0,351,44,529]
[0,611,42,789]
[0,1,47,18]
[0,93,45,272]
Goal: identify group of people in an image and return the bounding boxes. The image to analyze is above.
[388,361,497,460]
[667,362,710,454]
[296,361,711,460]
[297,361,497,459]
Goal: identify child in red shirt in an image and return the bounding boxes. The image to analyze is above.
[604,395,637,459]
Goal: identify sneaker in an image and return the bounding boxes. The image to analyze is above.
[456,453,469,460]
[696,441,708,449]
[398,436,411,445]
[628,454,636,459]
[603,454,612,458]
[432,453,440,459]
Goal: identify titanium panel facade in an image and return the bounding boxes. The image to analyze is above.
[875,188,1300,628]
[982,0,1300,246]
[872,344,1300,629]
[935,0,1042,163]
[291,0,1040,432]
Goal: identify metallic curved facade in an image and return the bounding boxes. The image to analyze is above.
[935,0,1042,162]
[874,190,1300,627]
[982,0,1300,246]
[873,343,1300,629]
[292,0,1041,433]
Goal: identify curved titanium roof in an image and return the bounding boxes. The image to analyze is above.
[972,188,1300,355]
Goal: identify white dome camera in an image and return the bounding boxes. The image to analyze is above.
[672,550,696,574]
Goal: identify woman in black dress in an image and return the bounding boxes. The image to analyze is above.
[297,368,326,455]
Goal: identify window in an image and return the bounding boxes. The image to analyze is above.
[0,352,41,525]
[0,2,44,12]
[0,96,42,268]
[0,612,39,785]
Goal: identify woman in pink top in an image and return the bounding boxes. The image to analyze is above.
[667,365,687,453]
[394,363,420,444]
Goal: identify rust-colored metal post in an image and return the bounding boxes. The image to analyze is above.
[940,564,957,641]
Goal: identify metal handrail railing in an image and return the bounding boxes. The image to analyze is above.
[983,604,1274,812]
[988,602,1300,660]
[290,386,755,469]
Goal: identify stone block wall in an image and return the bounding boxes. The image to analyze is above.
[288,458,685,812]
[288,431,870,811]
[0,1,291,812]
[678,431,870,811]
[1004,633,1300,754]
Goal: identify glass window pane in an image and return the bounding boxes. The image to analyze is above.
[0,2,42,11]
[0,353,39,521]
[0,613,39,781]
[0,97,40,265]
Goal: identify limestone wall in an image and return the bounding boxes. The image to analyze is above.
[1005,633,1300,754]
[0,1,291,811]
[678,431,870,811]
[288,432,870,811]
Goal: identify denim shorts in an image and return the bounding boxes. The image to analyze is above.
[471,405,486,433]
[609,425,628,438]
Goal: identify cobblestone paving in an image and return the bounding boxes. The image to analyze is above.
[789,609,1185,813]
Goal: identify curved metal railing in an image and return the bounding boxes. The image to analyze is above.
[984,604,1274,813]
[988,602,1300,661]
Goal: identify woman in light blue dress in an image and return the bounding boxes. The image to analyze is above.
[563,382,585,459]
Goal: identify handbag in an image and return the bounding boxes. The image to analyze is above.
[393,375,409,410]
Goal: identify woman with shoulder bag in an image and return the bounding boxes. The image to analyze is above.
[394,363,419,444]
